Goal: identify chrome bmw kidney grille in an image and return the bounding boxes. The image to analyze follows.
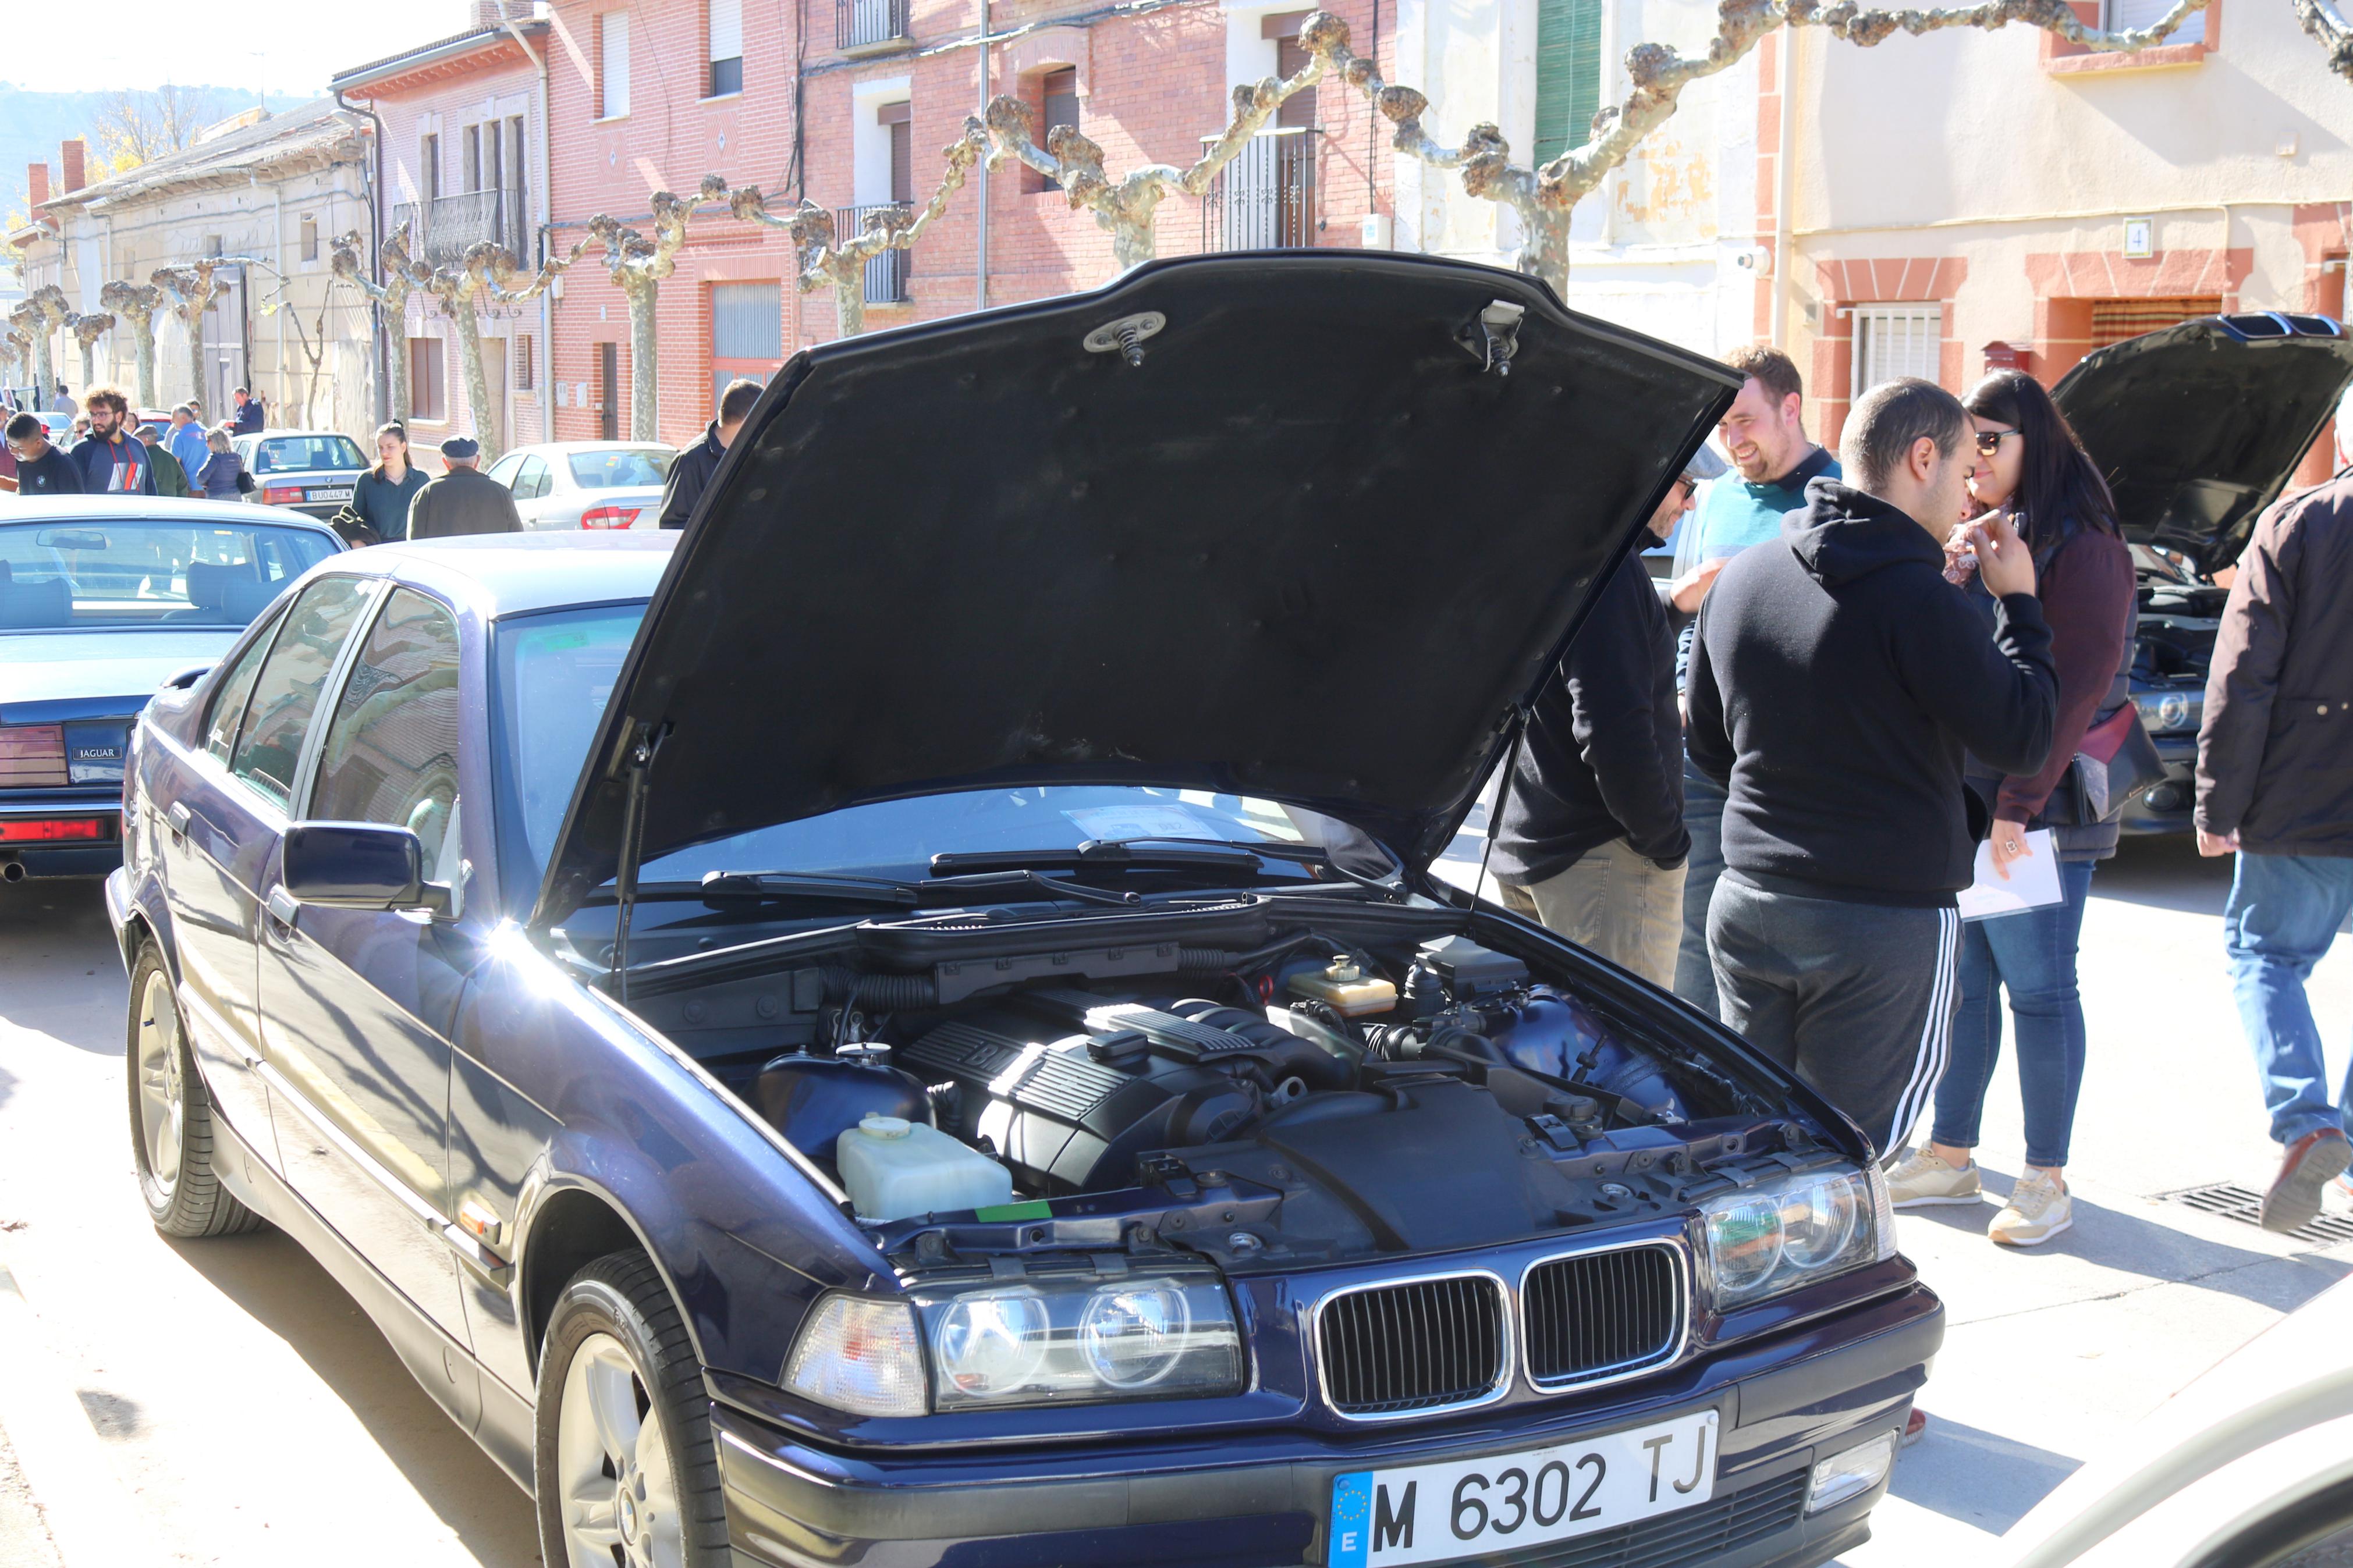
[1316,1273,1507,1417]
[1521,1243,1684,1387]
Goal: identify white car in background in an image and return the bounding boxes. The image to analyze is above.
[483,440,677,530]
[231,431,369,521]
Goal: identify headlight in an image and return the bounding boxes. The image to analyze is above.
[1699,1167,1891,1309]
[2134,689,2199,734]
[783,1294,927,1417]
[917,1270,1243,1410]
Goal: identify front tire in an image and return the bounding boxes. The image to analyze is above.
[126,941,264,1238]
[535,1250,730,1568]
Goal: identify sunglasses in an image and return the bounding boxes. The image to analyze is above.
[1974,428,2019,457]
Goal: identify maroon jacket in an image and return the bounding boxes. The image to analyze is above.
[2196,471,2353,855]
[1992,528,2135,826]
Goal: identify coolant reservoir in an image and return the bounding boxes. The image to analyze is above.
[836,1113,1014,1222]
[1287,955,1398,1016]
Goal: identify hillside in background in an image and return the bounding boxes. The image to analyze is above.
[1,83,311,206]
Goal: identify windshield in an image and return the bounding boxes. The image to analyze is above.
[0,520,336,630]
[492,602,1358,904]
[250,435,366,475]
[569,449,675,489]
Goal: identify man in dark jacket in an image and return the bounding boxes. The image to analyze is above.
[1687,377,2057,1158]
[71,387,158,496]
[137,422,191,497]
[4,413,84,496]
[406,436,523,539]
[659,378,763,530]
[2196,469,2353,1231]
[229,386,265,435]
[1492,445,1725,986]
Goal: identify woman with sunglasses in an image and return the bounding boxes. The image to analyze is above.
[1888,371,2135,1246]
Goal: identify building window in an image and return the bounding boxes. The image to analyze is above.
[2104,0,2205,44]
[598,343,620,441]
[710,283,781,415]
[1032,67,1078,193]
[709,0,744,95]
[421,132,441,202]
[1852,304,1943,397]
[881,101,913,204]
[1534,0,1604,167]
[410,337,447,422]
[464,123,483,191]
[299,216,319,264]
[599,12,631,119]
[515,333,535,392]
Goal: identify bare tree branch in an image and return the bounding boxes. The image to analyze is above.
[2290,0,2353,79]
[975,30,1335,273]
[0,327,29,396]
[98,281,165,408]
[572,177,725,437]
[331,222,430,425]
[414,242,577,466]
[63,310,115,392]
[150,258,267,410]
[8,285,73,400]
[720,125,987,338]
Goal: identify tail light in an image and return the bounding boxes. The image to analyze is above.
[0,726,68,788]
[263,485,301,504]
[580,506,641,529]
[0,817,109,842]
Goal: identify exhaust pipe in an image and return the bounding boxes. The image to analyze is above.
[1,860,25,882]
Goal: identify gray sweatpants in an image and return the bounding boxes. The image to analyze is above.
[1707,876,1960,1160]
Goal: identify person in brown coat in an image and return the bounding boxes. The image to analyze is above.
[2196,466,2353,1233]
[406,436,523,541]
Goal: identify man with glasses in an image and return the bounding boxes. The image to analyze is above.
[5,411,87,496]
[70,387,158,496]
[1491,445,1727,986]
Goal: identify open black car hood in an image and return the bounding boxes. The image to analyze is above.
[532,252,1738,928]
[2053,312,2353,575]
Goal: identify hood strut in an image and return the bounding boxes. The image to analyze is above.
[610,724,663,1002]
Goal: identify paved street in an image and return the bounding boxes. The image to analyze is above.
[1,835,2348,1566]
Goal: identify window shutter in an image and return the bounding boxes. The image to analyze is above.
[1852,305,1943,397]
[710,0,743,61]
[1534,0,1604,168]
[601,13,630,118]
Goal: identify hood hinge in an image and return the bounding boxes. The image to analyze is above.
[611,723,665,1002]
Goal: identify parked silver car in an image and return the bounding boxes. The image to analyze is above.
[232,430,370,521]
[484,440,676,529]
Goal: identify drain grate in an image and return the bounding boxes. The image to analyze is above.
[2161,1183,2353,1246]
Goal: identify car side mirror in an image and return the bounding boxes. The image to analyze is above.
[283,822,453,915]
[161,663,214,691]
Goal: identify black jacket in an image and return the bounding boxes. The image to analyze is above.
[1492,549,1688,883]
[15,446,85,496]
[1687,479,2059,907]
[2196,470,2353,855]
[658,423,727,531]
[406,464,523,539]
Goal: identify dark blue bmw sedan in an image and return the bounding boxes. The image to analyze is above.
[107,252,1941,1568]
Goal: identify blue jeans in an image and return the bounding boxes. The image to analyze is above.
[1674,760,1727,1015]
[2224,851,2353,1147]
[1932,858,2095,1169]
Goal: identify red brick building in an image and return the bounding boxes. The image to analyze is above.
[538,0,1400,447]
[333,8,556,456]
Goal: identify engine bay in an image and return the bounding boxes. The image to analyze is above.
[630,911,1836,1272]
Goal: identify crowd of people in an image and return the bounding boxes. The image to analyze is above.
[1494,344,2353,1404]
[0,380,267,499]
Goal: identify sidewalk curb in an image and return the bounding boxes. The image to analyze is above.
[0,1252,155,1568]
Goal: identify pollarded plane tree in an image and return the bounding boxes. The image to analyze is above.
[714,125,987,340]
[150,258,267,410]
[0,327,30,396]
[2292,0,2353,77]
[329,221,431,425]
[417,241,572,467]
[64,311,115,394]
[570,176,727,439]
[975,30,1336,275]
[8,286,73,402]
[98,282,166,410]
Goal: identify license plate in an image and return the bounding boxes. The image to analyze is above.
[1329,1410,1717,1567]
[307,486,353,502]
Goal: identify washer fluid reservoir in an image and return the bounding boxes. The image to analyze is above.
[836,1113,1014,1222]
[1286,955,1397,1016]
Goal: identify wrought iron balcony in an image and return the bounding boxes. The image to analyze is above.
[394,189,533,270]
[1201,127,1320,252]
[837,0,910,52]
[836,204,911,304]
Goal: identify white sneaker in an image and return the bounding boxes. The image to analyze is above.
[1887,1145,1982,1209]
[1990,1169,2073,1247]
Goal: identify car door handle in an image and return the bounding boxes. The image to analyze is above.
[264,885,300,934]
[166,801,191,840]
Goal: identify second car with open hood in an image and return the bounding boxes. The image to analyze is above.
[106,252,1939,1568]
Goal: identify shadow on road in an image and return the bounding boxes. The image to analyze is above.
[166,1231,541,1567]
[0,880,132,1057]
[1889,1414,2082,1534]
[2091,835,2233,916]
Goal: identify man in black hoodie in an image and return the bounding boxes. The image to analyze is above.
[1687,377,2057,1158]
[1492,445,1725,986]
[659,377,763,530]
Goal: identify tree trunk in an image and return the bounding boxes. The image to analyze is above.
[453,308,501,467]
[832,272,865,340]
[31,334,54,403]
[130,325,156,410]
[386,314,411,429]
[79,342,98,392]
[625,274,661,441]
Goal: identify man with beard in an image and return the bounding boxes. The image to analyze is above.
[70,387,158,496]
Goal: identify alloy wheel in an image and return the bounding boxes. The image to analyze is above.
[555,1331,684,1568]
[134,969,184,1192]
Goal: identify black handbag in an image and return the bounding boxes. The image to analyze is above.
[326,505,382,549]
[234,467,255,495]
[2068,704,2167,823]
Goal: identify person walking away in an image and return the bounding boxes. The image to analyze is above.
[5,413,86,496]
[229,386,265,435]
[194,427,245,500]
[1492,445,1727,985]
[1887,372,2135,1247]
[659,378,762,530]
[1667,346,1841,1016]
[71,387,157,496]
[49,381,76,417]
[406,436,523,539]
[167,404,210,485]
[353,422,430,543]
[2195,466,2353,1233]
[137,421,192,498]
[1687,376,2057,1161]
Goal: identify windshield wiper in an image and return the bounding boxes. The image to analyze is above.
[927,869,1140,906]
[699,867,1137,908]
[928,841,1266,876]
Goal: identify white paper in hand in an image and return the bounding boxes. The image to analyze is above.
[1957,829,2063,922]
